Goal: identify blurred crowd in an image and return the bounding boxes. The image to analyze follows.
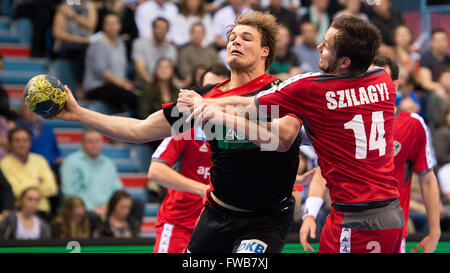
[0,0,448,240]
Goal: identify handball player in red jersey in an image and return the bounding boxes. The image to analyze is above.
[298,56,441,253]
[372,56,441,253]
[149,129,211,253]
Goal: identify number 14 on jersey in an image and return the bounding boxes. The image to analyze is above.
[344,111,386,159]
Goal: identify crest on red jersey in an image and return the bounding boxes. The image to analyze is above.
[393,140,401,156]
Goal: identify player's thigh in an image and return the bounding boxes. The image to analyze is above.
[186,205,234,253]
[319,201,404,253]
[232,205,294,253]
[154,222,191,253]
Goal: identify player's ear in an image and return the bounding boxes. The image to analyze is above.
[261,46,269,58]
[338,57,351,72]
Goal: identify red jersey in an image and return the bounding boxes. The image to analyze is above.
[393,110,435,238]
[256,69,400,204]
[152,130,212,230]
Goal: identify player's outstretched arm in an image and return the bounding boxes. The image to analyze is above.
[52,86,172,143]
[411,171,441,253]
[148,161,209,198]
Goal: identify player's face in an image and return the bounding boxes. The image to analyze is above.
[226,25,269,72]
[317,27,339,74]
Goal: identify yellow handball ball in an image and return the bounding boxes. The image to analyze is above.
[23,74,67,117]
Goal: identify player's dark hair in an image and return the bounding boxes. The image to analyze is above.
[8,126,31,144]
[372,55,399,81]
[152,17,169,29]
[200,63,231,85]
[331,15,381,75]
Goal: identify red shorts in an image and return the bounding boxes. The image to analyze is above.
[154,222,194,253]
[319,199,404,253]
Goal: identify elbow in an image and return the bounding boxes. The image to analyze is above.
[147,162,164,185]
[276,133,296,152]
[147,164,158,182]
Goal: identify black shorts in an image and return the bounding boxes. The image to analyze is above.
[186,194,295,253]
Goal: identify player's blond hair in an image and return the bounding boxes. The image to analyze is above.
[228,12,280,71]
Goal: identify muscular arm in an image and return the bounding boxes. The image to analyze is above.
[198,103,300,152]
[147,161,209,198]
[53,86,172,143]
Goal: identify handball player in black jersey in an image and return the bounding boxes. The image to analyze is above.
[52,12,305,253]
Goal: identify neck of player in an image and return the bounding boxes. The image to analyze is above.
[228,68,266,90]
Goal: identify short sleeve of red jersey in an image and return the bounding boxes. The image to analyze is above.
[151,131,192,166]
[255,73,319,121]
[410,113,436,174]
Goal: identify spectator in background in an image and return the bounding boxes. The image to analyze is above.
[0,55,15,122]
[51,196,95,239]
[52,0,97,96]
[0,127,58,222]
[0,170,14,221]
[83,13,138,114]
[298,0,331,45]
[418,29,450,97]
[332,0,369,22]
[369,0,402,59]
[392,24,420,81]
[189,65,208,88]
[212,0,252,50]
[425,67,450,133]
[293,21,320,73]
[0,187,51,240]
[173,0,214,47]
[97,190,140,238]
[60,129,144,223]
[16,102,63,174]
[434,106,450,172]
[0,116,10,160]
[134,0,179,43]
[268,25,300,80]
[138,58,179,120]
[95,0,139,59]
[12,0,59,57]
[200,63,231,86]
[132,17,177,87]
[178,23,221,86]
[436,107,450,208]
[263,0,300,44]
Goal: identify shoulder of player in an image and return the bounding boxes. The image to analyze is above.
[398,111,428,135]
[257,72,321,97]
